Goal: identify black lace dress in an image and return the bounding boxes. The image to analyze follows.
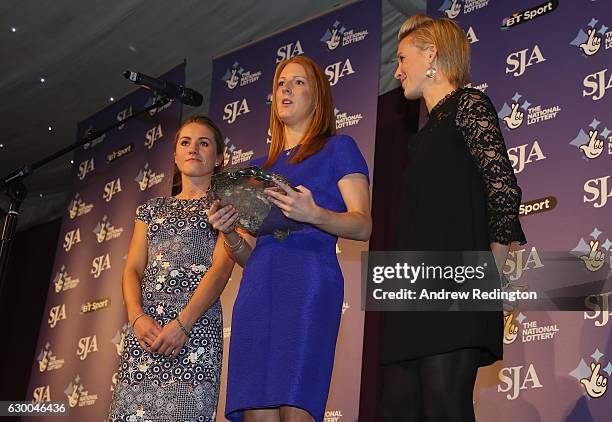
[382,88,526,366]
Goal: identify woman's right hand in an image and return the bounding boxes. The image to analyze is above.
[207,200,239,234]
[133,315,163,352]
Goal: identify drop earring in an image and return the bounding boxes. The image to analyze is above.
[425,67,437,79]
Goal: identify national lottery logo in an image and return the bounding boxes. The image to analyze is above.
[570,18,612,57]
[221,61,262,90]
[320,20,368,52]
[222,136,254,167]
[324,410,343,422]
[82,125,105,150]
[334,107,363,130]
[112,323,130,356]
[503,311,559,346]
[570,227,612,272]
[64,375,98,408]
[135,163,165,191]
[439,0,490,20]
[53,265,80,293]
[498,92,560,130]
[570,348,610,399]
[68,193,93,219]
[93,215,124,243]
[569,118,611,160]
[37,342,65,372]
[145,93,173,116]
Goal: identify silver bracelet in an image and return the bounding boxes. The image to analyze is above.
[175,316,190,338]
[130,312,145,332]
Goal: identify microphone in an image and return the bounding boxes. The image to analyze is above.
[123,71,203,107]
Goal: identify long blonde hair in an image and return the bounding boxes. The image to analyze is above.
[263,55,336,168]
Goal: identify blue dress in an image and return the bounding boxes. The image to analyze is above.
[225,135,369,422]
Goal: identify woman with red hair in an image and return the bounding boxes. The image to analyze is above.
[209,55,372,422]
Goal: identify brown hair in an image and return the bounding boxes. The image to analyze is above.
[398,14,470,87]
[263,55,336,168]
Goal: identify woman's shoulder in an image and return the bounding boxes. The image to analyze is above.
[324,134,359,151]
[458,87,492,105]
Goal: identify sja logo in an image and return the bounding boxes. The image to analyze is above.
[498,363,543,400]
[32,385,51,403]
[91,253,111,279]
[585,292,612,327]
[570,18,611,57]
[583,68,612,101]
[53,265,80,293]
[144,123,163,149]
[570,349,610,399]
[37,342,65,372]
[63,228,81,252]
[48,304,67,328]
[583,175,611,209]
[466,26,479,44]
[93,215,124,243]
[276,40,304,62]
[135,163,165,191]
[222,61,262,89]
[223,98,251,124]
[503,247,544,281]
[103,177,122,202]
[116,106,133,130]
[76,335,99,361]
[112,324,129,356]
[507,140,546,174]
[505,45,546,77]
[498,92,561,130]
[77,158,94,180]
[570,118,611,160]
[325,58,355,87]
[571,227,611,272]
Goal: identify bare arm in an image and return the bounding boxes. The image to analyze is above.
[122,220,162,350]
[265,173,372,241]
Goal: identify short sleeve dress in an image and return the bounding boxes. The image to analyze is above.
[108,197,223,422]
[225,135,369,422]
[381,88,526,366]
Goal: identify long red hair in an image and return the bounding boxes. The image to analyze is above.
[263,55,336,168]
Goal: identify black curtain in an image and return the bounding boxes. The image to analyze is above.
[360,87,420,421]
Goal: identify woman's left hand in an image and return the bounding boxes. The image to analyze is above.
[150,319,188,359]
[265,179,322,224]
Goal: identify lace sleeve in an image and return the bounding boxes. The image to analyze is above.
[456,89,526,245]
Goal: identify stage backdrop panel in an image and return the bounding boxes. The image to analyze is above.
[24,64,184,421]
[428,1,611,421]
[209,0,381,420]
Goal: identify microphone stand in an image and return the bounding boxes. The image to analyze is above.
[0,94,173,300]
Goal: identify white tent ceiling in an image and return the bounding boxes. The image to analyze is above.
[0,0,424,229]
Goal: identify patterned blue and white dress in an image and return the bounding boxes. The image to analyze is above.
[109,197,223,422]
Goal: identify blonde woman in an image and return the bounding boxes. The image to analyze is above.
[381,15,526,422]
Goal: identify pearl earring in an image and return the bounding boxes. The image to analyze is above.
[425,67,437,79]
